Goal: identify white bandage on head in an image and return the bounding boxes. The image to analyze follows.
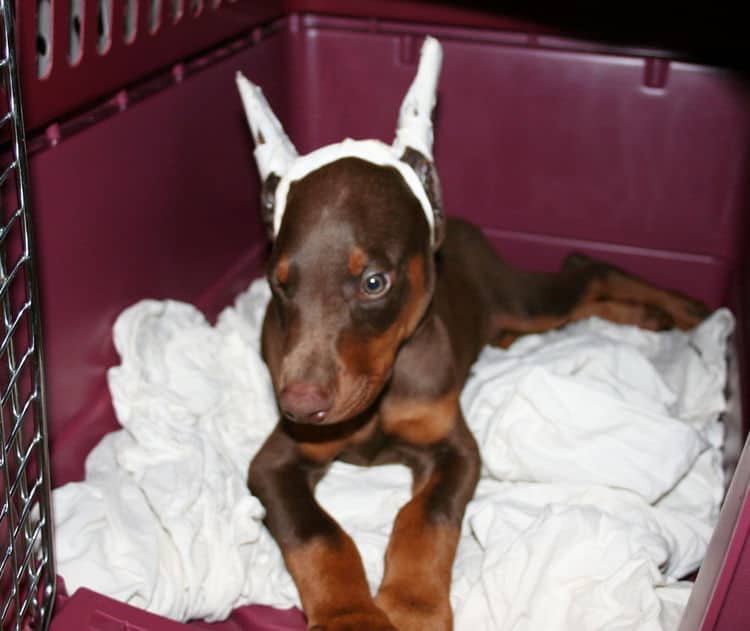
[236,36,443,246]
[272,138,436,239]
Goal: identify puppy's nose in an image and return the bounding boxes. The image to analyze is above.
[279,382,332,423]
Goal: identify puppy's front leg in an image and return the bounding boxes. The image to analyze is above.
[376,418,480,631]
[249,426,395,631]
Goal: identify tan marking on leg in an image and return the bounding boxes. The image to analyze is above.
[380,389,459,445]
[492,330,522,349]
[376,478,458,631]
[492,299,674,349]
[285,536,394,630]
[597,274,709,329]
[492,312,569,336]
[492,266,707,348]
[569,299,674,329]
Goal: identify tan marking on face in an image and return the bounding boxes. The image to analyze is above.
[333,254,429,420]
[356,253,428,374]
[375,475,458,630]
[348,246,368,277]
[284,536,389,627]
[275,255,290,285]
[380,389,459,445]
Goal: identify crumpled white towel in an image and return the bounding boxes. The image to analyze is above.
[53,278,734,630]
[461,322,723,501]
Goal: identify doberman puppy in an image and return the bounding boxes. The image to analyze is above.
[238,41,709,631]
[247,160,708,631]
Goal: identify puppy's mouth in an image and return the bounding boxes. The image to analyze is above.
[323,374,388,424]
[277,371,389,427]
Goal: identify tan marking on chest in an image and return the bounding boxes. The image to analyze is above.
[380,389,459,445]
[297,416,379,463]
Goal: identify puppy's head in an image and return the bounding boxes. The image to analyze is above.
[263,157,434,424]
[237,37,445,424]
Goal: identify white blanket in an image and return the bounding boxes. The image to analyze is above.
[53,279,733,629]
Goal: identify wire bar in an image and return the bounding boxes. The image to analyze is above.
[0,1,57,630]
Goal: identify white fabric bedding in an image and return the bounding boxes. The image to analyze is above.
[53,279,733,629]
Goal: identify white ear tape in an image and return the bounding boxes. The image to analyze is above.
[392,36,443,161]
[236,37,443,246]
[235,72,298,182]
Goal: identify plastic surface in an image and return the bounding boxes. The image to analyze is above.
[28,27,291,484]
[288,16,750,302]
[15,0,285,132]
[13,5,750,631]
[50,588,306,631]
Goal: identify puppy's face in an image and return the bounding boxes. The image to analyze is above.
[263,157,434,425]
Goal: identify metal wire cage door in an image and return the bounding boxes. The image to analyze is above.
[0,1,56,630]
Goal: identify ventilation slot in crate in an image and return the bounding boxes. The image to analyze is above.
[18,0,283,132]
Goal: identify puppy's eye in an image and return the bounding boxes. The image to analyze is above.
[360,272,391,298]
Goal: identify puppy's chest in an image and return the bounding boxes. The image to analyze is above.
[334,400,457,467]
[337,424,399,466]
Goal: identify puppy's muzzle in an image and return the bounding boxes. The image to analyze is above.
[279,382,333,424]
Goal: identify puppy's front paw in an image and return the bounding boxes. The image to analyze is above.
[309,608,397,631]
[376,587,452,631]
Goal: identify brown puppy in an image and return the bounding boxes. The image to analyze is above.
[247,157,708,631]
[237,39,708,631]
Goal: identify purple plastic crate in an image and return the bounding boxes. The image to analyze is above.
[9,3,750,630]
[16,0,285,132]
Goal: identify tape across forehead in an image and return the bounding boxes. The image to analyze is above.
[273,138,436,244]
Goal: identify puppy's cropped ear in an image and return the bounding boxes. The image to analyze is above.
[236,72,297,240]
[392,37,445,250]
[400,147,446,250]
